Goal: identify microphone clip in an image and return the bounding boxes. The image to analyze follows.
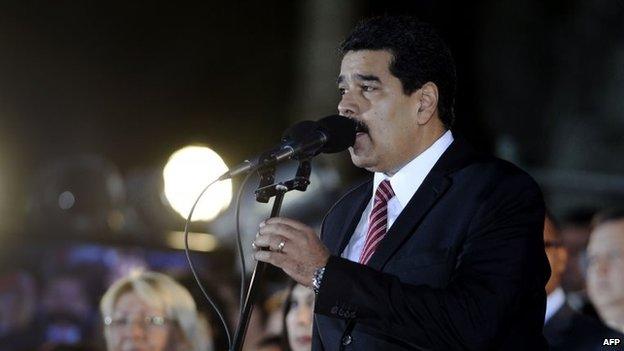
[254,157,312,203]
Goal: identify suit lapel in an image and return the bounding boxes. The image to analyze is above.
[367,137,478,270]
[367,171,451,270]
[323,180,372,255]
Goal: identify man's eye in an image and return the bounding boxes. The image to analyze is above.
[338,88,346,96]
[362,85,376,92]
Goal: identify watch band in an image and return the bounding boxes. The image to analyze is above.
[312,266,326,294]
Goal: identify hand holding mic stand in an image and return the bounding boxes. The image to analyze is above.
[198,115,354,350]
[231,156,312,351]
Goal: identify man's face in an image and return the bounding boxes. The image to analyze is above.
[337,50,421,174]
[544,218,568,295]
[587,219,624,311]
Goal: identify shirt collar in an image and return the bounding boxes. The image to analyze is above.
[545,287,566,323]
[373,130,454,208]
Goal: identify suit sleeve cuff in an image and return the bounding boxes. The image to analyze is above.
[314,255,370,319]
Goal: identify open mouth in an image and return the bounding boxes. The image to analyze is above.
[354,120,369,135]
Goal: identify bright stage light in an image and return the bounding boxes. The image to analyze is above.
[163,146,232,221]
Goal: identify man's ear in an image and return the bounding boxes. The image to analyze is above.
[413,82,439,125]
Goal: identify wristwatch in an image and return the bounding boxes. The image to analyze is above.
[312,266,326,294]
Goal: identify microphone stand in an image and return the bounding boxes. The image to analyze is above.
[231,157,312,351]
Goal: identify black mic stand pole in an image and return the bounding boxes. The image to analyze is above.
[231,158,312,351]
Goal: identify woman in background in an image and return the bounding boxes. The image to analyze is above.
[282,282,314,351]
[100,271,212,351]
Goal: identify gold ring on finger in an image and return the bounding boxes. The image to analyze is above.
[276,241,285,253]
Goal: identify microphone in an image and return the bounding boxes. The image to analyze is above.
[219,115,356,180]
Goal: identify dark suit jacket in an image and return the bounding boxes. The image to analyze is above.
[312,138,551,350]
[544,303,624,351]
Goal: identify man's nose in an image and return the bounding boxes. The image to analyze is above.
[338,92,358,117]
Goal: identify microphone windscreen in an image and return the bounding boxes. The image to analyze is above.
[282,120,318,143]
[317,115,356,153]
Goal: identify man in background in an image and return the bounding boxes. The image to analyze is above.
[587,209,624,334]
[543,213,623,350]
[560,207,598,316]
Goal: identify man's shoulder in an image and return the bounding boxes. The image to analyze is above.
[454,151,541,193]
[567,310,624,339]
[460,150,531,176]
[547,304,624,350]
[435,136,538,188]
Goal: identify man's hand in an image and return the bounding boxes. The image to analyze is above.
[252,217,330,287]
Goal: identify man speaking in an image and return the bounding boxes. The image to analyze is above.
[253,15,550,350]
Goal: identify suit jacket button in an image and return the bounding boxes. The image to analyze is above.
[342,334,352,346]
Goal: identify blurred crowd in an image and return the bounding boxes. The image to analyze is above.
[543,208,624,350]
[1,205,623,351]
[0,241,315,351]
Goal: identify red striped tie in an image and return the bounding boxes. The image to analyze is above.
[359,179,395,264]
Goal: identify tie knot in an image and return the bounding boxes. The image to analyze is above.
[375,179,395,202]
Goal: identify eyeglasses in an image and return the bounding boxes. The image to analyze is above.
[103,315,174,329]
[586,250,624,269]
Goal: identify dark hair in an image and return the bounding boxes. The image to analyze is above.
[281,280,299,351]
[562,206,598,228]
[340,15,457,129]
[592,208,624,228]
[545,208,561,232]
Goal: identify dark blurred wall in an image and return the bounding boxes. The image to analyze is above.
[0,1,297,233]
[477,0,624,211]
[0,0,622,240]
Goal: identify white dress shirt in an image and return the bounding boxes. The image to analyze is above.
[342,130,454,262]
[545,287,566,323]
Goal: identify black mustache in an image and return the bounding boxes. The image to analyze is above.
[354,120,369,133]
